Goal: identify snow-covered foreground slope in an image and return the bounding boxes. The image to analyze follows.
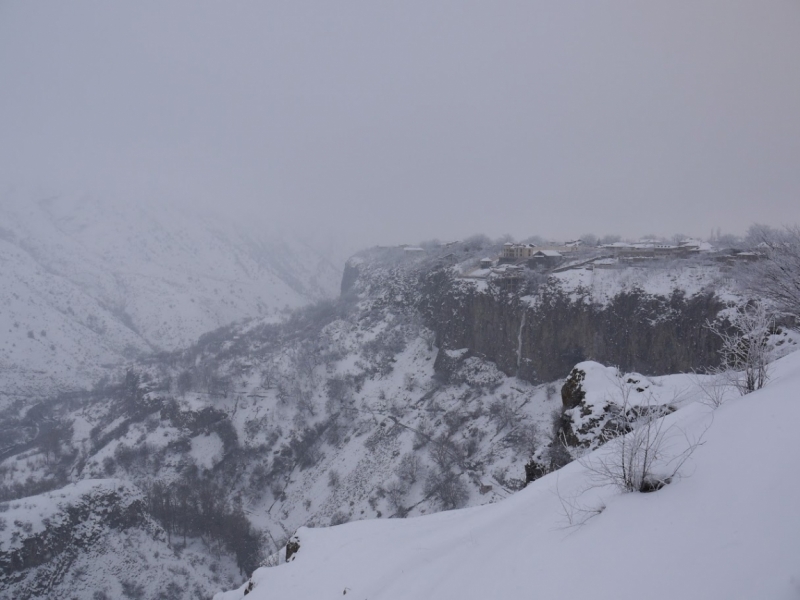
[0,192,342,404]
[220,351,800,600]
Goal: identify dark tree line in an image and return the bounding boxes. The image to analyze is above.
[146,475,262,576]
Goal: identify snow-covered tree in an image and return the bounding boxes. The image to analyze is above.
[706,302,774,395]
[745,224,800,319]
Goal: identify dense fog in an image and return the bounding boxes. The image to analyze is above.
[2,1,799,245]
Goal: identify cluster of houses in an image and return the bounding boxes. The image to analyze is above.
[488,238,715,270]
[391,237,758,294]
[463,238,728,292]
[495,240,584,269]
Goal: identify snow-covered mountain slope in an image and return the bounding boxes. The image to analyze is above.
[1,239,782,599]
[0,479,239,600]
[219,349,800,600]
[0,193,342,404]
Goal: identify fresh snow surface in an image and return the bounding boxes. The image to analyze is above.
[219,350,800,600]
[552,263,736,304]
[189,432,224,471]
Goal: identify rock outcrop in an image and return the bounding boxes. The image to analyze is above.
[420,270,726,383]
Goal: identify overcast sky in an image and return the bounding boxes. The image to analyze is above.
[1,1,798,247]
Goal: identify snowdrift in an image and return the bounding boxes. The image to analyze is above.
[218,351,800,600]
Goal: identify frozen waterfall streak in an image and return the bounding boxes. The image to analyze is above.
[516,312,526,373]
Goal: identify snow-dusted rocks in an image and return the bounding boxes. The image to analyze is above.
[557,362,676,450]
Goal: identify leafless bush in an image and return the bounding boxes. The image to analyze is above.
[442,409,467,436]
[555,381,707,529]
[324,414,349,446]
[384,479,408,512]
[325,375,353,414]
[412,418,432,450]
[706,302,774,395]
[329,511,350,526]
[327,470,341,490]
[428,434,460,471]
[397,452,421,484]
[504,422,538,457]
[744,224,800,319]
[488,396,518,434]
[424,468,469,510]
[581,382,707,494]
[121,580,145,599]
[555,477,606,528]
[691,371,734,409]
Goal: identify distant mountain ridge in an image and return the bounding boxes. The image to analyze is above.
[0,193,342,406]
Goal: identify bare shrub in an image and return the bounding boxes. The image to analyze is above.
[581,382,707,494]
[504,422,538,457]
[555,379,707,529]
[327,470,341,490]
[424,468,469,510]
[121,580,145,599]
[412,418,432,450]
[487,397,518,434]
[691,372,734,409]
[706,302,774,395]
[428,434,460,471]
[329,511,350,526]
[325,375,353,414]
[744,224,800,319]
[324,414,349,446]
[384,479,408,512]
[555,477,606,528]
[397,452,421,485]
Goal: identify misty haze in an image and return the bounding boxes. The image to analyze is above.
[1,2,799,600]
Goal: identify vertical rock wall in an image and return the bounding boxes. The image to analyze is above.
[419,271,725,382]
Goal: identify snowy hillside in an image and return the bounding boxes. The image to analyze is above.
[219,349,800,600]
[1,239,786,599]
[0,192,342,405]
[0,479,239,600]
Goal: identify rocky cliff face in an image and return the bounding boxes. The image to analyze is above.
[418,267,726,383]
